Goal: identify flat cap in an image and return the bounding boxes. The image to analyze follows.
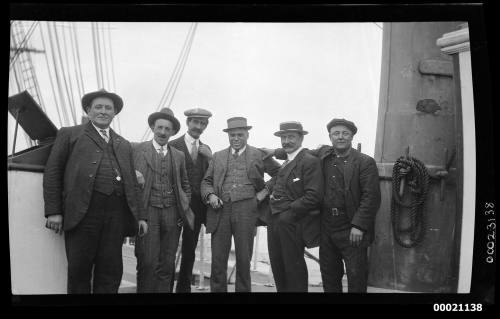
[184,108,212,119]
[326,118,357,135]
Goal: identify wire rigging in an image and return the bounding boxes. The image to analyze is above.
[140,23,198,141]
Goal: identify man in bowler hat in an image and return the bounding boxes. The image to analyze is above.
[201,117,281,292]
[169,107,213,292]
[266,118,380,292]
[264,121,323,292]
[132,108,194,293]
[43,89,147,294]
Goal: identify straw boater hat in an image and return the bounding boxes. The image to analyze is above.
[81,89,124,114]
[148,107,181,134]
[326,118,358,135]
[274,121,308,136]
[222,117,252,132]
[184,108,212,119]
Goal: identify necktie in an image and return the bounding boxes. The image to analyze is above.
[190,141,198,162]
[159,145,165,157]
[282,159,290,168]
[100,129,109,143]
[233,149,239,159]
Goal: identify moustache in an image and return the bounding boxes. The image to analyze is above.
[157,135,167,138]
[282,143,293,148]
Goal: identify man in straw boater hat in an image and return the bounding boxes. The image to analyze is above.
[266,118,380,292]
[201,117,281,292]
[43,89,147,293]
[263,121,323,292]
[131,107,194,293]
[169,107,213,293]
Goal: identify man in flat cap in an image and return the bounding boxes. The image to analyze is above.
[266,118,380,292]
[43,89,147,294]
[169,107,213,293]
[264,122,323,292]
[131,108,194,293]
[201,117,281,292]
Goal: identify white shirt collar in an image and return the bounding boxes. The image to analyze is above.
[231,145,246,155]
[286,146,303,162]
[184,133,199,148]
[91,122,110,137]
[152,139,168,154]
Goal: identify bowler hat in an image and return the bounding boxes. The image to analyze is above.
[148,108,181,134]
[81,89,124,114]
[326,118,357,135]
[222,117,252,132]
[274,121,308,136]
[184,107,212,119]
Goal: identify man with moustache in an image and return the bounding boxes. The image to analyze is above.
[201,117,281,292]
[132,108,194,293]
[264,121,323,292]
[169,108,213,293]
[266,118,380,292]
[43,89,147,294]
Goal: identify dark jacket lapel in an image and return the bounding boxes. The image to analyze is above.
[280,148,304,180]
[343,148,357,190]
[142,141,156,171]
[84,122,105,149]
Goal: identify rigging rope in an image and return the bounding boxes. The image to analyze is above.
[391,155,430,248]
[72,22,86,95]
[53,22,77,125]
[9,21,39,69]
[107,22,121,134]
[39,23,64,127]
[69,22,84,101]
[91,22,102,89]
[141,22,198,141]
[47,22,71,126]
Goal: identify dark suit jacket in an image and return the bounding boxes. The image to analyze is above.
[285,146,380,243]
[266,149,324,248]
[200,145,281,233]
[168,134,211,190]
[43,122,145,236]
[132,141,195,230]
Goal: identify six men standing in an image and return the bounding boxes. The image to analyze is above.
[43,89,381,293]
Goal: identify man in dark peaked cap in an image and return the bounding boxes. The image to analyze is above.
[169,107,213,293]
[265,118,381,293]
[43,89,147,294]
[132,107,194,293]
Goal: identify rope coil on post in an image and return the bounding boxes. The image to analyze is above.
[391,155,429,248]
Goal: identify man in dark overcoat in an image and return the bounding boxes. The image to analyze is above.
[43,89,147,294]
[201,117,281,292]
[264,121,323,292]
[132,108,194,293]
[271,118,381,292]
[169,107,213,293]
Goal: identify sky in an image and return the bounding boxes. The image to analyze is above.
[9,22,382,157]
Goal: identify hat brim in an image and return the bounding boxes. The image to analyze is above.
[274,129,308,137]
[82,91,123,114]
[223,126,252,132]
[148,113,181,134]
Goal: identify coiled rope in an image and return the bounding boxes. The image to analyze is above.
[391,156,429,248]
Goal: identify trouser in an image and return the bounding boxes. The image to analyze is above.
[210,198,257,292]
[135,205,181,293]
[175,195,206,293]
[267,210,308,292]
[64,191,128,294]
[319,227,369,293]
